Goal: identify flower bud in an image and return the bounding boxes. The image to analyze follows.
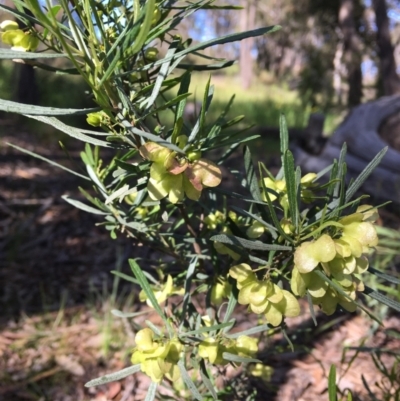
[187,149,202,162]
[144,47,159,61]
[86,112,104,127]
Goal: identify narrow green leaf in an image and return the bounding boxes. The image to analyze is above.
[97,47,121,88]
[222,291,237,325]
[345,147,387,202]
[327,160,338,197]
[328,365,337,401]
[338,162,347,212]
[118,116,184,154]
[142,38,180,111]
[110,12,140,58]
[7,143,89,181]
[79,187,104,210]
[199,361,218,400]
[217,142,242,165]
[85,365,141,387]
[211,187,268,205]
[199,4,243,9]
[364,286,400,313]
[221,115,245,129]
[26,116,111,147]
[111,309,148,318]
[206,133,259,150]
[0,48,68,59]
[278,114,289,179]
[361,375,379,401]
[62,195,109,215]
[333,143,347,199]
[186,77,213,146]
[222,353,260,364]
[177,60,235,70]
[182,257,198,318]
[0,3,41,27]
[316,164,334,181]
[144,382,158,401]
[226,324,270,338]
[145,39,180,113]
[175,71,191,121]
[230,205,278,238]
[0,98,99,116]
[129,259,169,327]
[111,270,139,285]
[210,234,292,251]
[199,77,213,139]
[153,93,192,113]
[368,267,400,285]
[147,26,281,71]
[128,0,156,56]
[244,146,262,202]
[248,255,269,265]
[284,150,299,228]
[145,320,162,336]
[105,184,131,205]
[115,215,148,233]
[177,360,203,401]
[86,165,108,196]
[180,322,234,337]
[301,221,344,240]
[313,270,382,324]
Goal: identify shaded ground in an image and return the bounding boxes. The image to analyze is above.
[0,123,400,401]
[0,126,139,321]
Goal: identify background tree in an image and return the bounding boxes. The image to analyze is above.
[239,0,257,89]
[339,0,364,107]
[373,0,400,95]
[175,0,400,109]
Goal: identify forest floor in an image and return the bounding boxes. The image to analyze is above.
[0,122,400,401]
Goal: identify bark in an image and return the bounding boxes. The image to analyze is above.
[339,0,363,107]
[293,94,400,205]
[372,0,400,95]
[239,0,256,89]
[333,40,344,105]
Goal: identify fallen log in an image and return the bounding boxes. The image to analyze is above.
[293,95,400,205]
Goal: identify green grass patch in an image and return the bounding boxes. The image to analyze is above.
[183,73,339,131]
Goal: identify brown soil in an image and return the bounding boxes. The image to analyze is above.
[0,124,399,401]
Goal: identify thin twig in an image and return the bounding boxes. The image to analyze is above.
[177,204,203,258]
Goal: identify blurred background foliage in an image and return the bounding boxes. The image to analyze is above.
[3,0,400,138]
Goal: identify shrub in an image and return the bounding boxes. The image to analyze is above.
[1,0,400,399]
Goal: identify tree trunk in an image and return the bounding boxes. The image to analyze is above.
[333,41,344,105]
[372,0,400,95]
[339,0,363,107]
[239,0,256,89]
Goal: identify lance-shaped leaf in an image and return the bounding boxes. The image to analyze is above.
[85,365,141,387]
[0,98,99,116]
[0,48,69,59]
[145,26,281,71]
[210,234,292,251]
[8,143,89,181]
